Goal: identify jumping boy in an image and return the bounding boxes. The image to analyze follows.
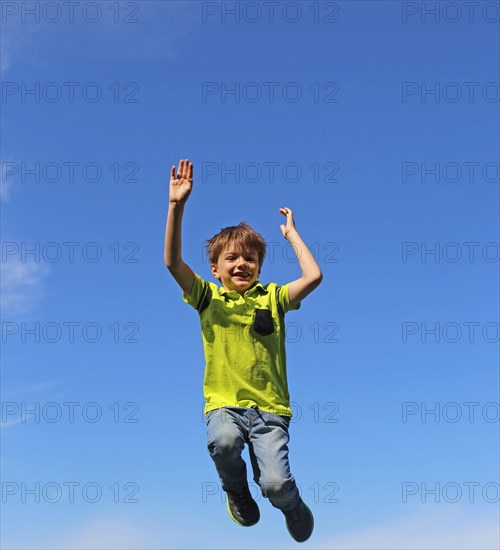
[164,159,323,542]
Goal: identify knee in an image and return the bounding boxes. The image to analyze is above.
[259,476,288,497]
[208,429,243,457]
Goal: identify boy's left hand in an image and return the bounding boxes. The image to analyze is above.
[279,207,296,239]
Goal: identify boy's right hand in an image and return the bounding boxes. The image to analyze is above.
[170,159,193,205]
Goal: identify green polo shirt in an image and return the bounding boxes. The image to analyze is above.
[182,273,301,417]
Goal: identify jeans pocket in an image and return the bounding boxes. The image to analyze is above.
[253,309,274,336]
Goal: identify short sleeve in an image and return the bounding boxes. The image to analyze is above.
[182,273,212,312]
[277,283,301,315]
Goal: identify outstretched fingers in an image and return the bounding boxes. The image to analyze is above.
[173,159,193,181]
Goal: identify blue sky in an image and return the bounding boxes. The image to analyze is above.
[1,1,498,548]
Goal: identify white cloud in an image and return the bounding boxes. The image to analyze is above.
[1,159,49,315]
[1,516,156,550]
[56,517,154,549]
[2,504,497,549]
[311,504,499,549]
[0,19,47,76]
[0,28,13,75]
[1,380,67,430]
[0,257,49,317]
[0,2,195,76]
[3,379,64,397]
[0,416,24,430]
[1,158,17,202]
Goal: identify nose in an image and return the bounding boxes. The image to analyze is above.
[236,256,248,268]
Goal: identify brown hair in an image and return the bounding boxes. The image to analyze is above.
[205,222,267,271]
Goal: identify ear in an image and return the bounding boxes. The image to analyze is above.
[210,263,220,280]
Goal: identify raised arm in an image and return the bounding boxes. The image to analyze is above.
[279,207,323,308]
[164,159,196,296]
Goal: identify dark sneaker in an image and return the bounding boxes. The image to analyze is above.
[225,484,260,527]
[284,498,314,542]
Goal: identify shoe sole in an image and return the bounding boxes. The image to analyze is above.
[226,497,260,527]
[285,502,314,542]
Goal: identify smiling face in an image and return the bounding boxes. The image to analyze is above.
[210,242,261,295]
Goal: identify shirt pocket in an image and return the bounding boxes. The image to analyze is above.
[253,308,275,336]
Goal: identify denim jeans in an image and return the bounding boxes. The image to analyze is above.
[205,406,301,512]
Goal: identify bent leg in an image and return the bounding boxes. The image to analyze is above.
[248,411,301,512]
[206,408,248,492]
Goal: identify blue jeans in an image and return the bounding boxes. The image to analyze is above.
[205,406,301,512]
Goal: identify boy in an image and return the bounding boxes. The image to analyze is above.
[164,159,323,543]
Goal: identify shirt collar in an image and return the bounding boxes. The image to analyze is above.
[218,280,267,298]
